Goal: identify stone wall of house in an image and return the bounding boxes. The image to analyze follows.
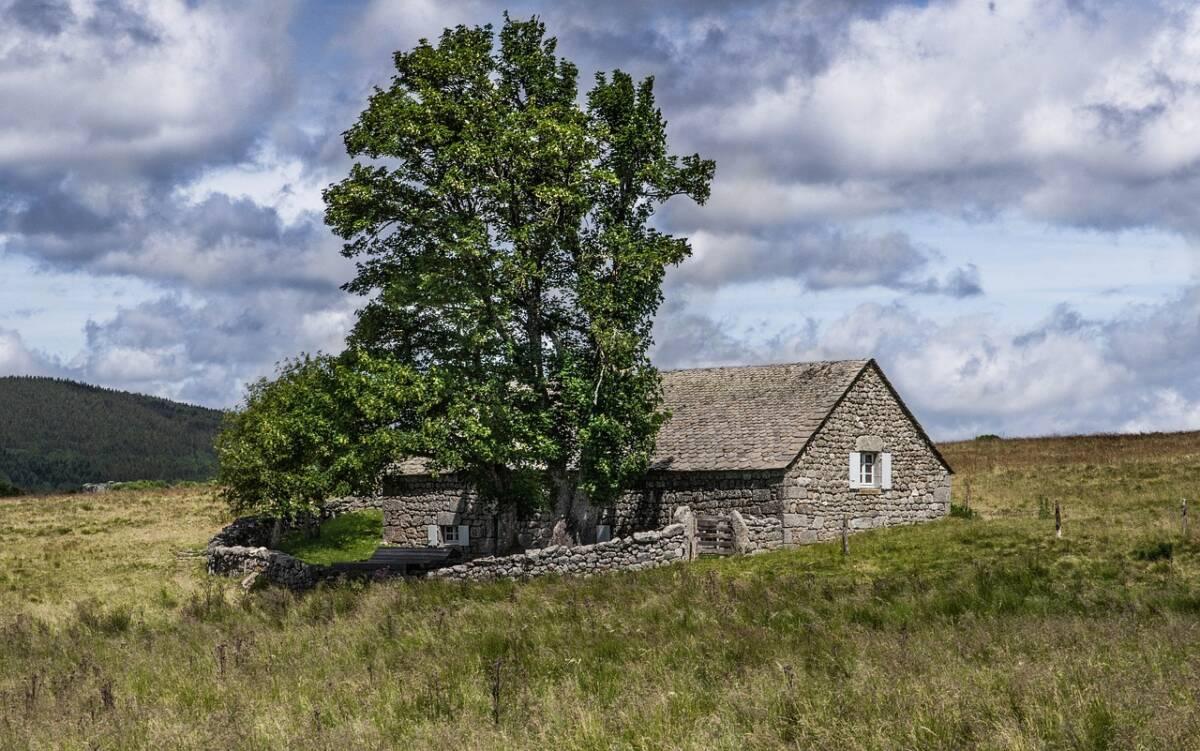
[428,523,689,582]
[377,468,788,556]
[379,475,500,556]
[781,364,951,545]
[609,470,786,536]
[322,495,383,518]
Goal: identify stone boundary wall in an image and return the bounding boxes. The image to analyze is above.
[206,512,329,590]
[207,545,325,590]
[429,523,690,582]
[731,511,784,555]
[206,503,703,589]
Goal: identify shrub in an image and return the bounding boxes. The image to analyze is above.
[950,503,978,519]
[73,599,133,635]
[1132,540,1174,562]
[1037,496,1053,520]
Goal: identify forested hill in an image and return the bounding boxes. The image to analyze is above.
[0,377,224,493]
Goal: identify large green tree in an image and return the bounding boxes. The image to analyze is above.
[221,15,712,531]
[323,16,713,530]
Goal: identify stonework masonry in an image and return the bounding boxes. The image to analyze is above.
[780,365,951,544]
[379,363,951,558]
[207,359,953,589]
[732,511,784,554]
[610,470,784,536]
[206,514,327,590]
[428,523,689,582]
[376,469,787,556]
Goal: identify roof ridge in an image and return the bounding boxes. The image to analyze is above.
[659,358,871,375]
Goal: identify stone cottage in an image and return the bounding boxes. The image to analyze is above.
[378,359,952,558]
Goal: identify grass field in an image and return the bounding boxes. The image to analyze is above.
[2,432,1200,749]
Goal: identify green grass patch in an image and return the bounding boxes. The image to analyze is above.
[277,510,383,565]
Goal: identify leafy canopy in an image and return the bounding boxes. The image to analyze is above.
[216,352,423,520]
[220,15,713,520]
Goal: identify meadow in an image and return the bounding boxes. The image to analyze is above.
[2,432,1200,749]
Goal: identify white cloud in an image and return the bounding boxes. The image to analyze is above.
[0,327,59,376]
[673,0,1200,233]
[0,0,296,177]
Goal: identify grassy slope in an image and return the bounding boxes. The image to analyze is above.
[2,432,1200,749]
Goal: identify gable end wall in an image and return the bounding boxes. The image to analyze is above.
[781,364,951,544]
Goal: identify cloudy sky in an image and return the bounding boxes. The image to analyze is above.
[1,0,1198,440]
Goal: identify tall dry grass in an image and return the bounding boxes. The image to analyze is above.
[1,431,1199,749]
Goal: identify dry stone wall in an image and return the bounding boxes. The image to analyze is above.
[207,545,323,590]
[781,364,951,544]
[206,514,327,590]
[429,523,689,582]
[731,511,784,554]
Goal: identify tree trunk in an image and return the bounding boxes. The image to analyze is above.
[549,468,578,547]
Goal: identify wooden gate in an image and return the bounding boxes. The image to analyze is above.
[695,514,735,556]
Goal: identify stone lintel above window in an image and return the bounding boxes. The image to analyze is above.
[855,435,885,452]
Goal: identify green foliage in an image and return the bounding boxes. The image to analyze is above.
[974,433,1002,441]
[1037,495,1053,519]
[1132,539,1174,561]
[278,510,385,565]
[0,376,221,492]
[949,503,977,519]
[0,475,21,497]
[321,15,714,514]
[215,352,423,520]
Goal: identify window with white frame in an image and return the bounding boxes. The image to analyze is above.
[850,450,892,490]
[859,451,877,486]
[428,523,470,547]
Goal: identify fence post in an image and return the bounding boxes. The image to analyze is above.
[1054,501,1062,539]
[841,516,849,557]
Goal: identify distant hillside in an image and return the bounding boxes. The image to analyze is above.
[0,377,224,493]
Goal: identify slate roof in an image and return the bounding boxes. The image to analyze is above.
[649,359,869,471]
[392,358,877,475]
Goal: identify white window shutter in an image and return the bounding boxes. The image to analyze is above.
[458,525,470,547]
[849,452,861,487]
[881,453,893,490]
[426,524,439,546]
